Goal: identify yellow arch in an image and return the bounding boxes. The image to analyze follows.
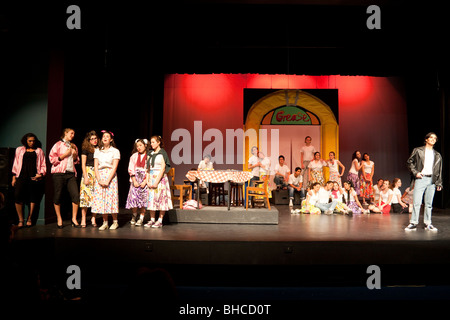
[243,90,339,180]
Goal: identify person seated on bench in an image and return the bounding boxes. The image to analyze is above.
[274,155,290,190]
[287,167,304,207]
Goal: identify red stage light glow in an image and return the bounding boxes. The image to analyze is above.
[181,74,235,110]
[336,76,374,106]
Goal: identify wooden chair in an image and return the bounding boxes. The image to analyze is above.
[246,176,271,210]
[167,168,192,209]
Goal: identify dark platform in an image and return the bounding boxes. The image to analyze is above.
[168,206,279,224]
[7,205,450,309]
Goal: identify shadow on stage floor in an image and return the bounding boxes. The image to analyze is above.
[6,205,450,308]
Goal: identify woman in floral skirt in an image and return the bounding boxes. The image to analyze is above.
[80,131,98,227]
[126,139,149,226]
[145,135,173,228]
[308,152,326,187]
[92,130,121,230]
[360,153,375,205]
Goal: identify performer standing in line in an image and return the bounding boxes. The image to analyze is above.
[347,150,362,197]
[79,131,98,227]
[300,136,316,189]
[326,151,345,187]
[126,139,149,226]
[360,153,375,205]
[308,152,326,186]
[49,128,80,228]
[12,133,46,227]
[145,136,173,228]
[405,132,442,231]
[92,130,121,230]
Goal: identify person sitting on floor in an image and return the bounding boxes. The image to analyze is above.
[315,181,339,215]
[299,182,321,214]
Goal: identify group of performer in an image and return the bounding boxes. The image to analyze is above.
[249,134,443,231]
[11,129,173,230]
[10,130,443,231]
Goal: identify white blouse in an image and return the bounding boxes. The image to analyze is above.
[149,152,164,171]
[94,147,120,170]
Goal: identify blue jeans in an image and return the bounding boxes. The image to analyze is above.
[288,186,304,199]
[316,200,338,213]
[411,176,436,225]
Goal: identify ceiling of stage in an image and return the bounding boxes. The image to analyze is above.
[1,1,449,77]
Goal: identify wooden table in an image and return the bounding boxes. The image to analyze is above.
[186,170,253,210]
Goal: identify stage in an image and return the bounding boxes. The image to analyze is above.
[8,203,450,308]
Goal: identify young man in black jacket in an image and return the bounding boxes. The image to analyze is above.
[405,132,443,231]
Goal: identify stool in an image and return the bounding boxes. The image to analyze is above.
[230,182,244,206]
[209,183,226,206]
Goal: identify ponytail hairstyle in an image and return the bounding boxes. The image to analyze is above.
[150,135,164,149]
[60,128,75,140]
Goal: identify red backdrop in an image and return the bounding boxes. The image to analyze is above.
[163,74,409,186]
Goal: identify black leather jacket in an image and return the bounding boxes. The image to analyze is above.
[406,146,443,188]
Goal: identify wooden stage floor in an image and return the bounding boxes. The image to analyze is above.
[7,205,450,310]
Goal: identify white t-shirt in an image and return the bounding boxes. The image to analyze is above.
[307,190,319,206]
[248,155,260,178]
[94,147,120,170]
[288,173,303,186]
[317,187,331,204]
[259,157,271,176]
[275,163,290,176]
[349,159,360,174]
[63,140,74,172]
[373,185,381,202]
[421,148,434,175]
[362,161,374,174]
[391,188,402,204]
[327,160,339,173]
[380,188,393,205]
[343,189,357,203]
[301,145,316,162]
[198,160,213,170]
[308,160,324,170]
